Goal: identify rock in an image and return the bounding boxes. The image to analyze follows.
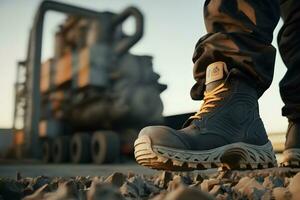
[22,186,34,197]
[284,177,291,187]
[150,191,167,200]
[104,172,126,187]
[220,183,232,195]
[127,171,135,179]
[167,175,187,191]
[272,187,292,200]
[233,177,267,200]
[288,172,300,200]
[0,178,24,200]
[120,181,139,198]
[263,176,284,189]
[215,193,228,200]
[87,180,124,200]
[16,172,22,181]
[128,176,147,197]
[164,185,214,200]
[256,175,265,184]
[156,171,173,189]
[144,180,160,196]
[193,174,204,183]
[200,179,220,193]
[43,180,78,200]
[23,184,49,200]
[261,190,272,200]
[209,185,221,196]
[75,176,92,189]
[31,176,51,190]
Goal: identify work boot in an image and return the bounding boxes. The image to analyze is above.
[134,61,277,171]
[281,120,300,167]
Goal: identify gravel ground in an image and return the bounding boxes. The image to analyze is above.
[1,166,300,200]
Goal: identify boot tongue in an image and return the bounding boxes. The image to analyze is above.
[205,61,228,92]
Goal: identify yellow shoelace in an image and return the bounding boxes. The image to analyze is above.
[189,83,229,120]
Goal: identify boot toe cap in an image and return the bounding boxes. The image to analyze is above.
[138,126,189,149]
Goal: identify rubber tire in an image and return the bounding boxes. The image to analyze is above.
[70,133,91,163]
[41,139,52,163]
[52,136,70,163]
[91,131,120,164]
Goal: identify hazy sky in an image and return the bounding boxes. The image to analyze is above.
[0,0,288,133]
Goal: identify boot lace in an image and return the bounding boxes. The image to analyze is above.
[189,83,228,120]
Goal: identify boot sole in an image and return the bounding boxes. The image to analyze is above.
[134,135,277,171]
[281,149,300,167]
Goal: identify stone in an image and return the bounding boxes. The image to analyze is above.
[288,172,300,200]
[127,171,135,179]
[200,179,220,193]
[233,177,267,199]
[16,172,22,181]
[43,180,78,200]
[209,185,222,196]
[87,181,124,200]
[272,187,292,200]
[167,175,187,191]
[128,176,147,197]
[32,176,51,190]
[263,176,284,189]
[164,185,214,200]
[119,181,138,198]
[23,184,49,200]
[193,174,204,183]
[156,171,172,188]
[215,193,229,200]
[150,191,167,200]
[75,176,92,189]
[0,178,23,200]
[144,180,160,196]
[104,172,126,187]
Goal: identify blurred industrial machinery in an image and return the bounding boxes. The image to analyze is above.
[10,1,285,164]
[12,0,167,164]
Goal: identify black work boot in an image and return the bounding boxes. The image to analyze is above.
[134,61,277,171]
[281,120,300,167]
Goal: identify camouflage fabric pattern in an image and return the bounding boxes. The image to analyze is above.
[192,0,300,120]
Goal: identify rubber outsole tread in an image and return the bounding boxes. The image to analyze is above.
[134,135,278,171]
[280,149,300,168]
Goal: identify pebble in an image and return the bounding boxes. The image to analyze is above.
[200,179,220,193]
[87,181,124,200]
[288,172,300,200]
[272,187,292,200]
[0,168,299,200]
[233,177,267,199]
[104,172,126,187]
[23,184,49,200]
[164,185,214,200]
[156,171,172,188]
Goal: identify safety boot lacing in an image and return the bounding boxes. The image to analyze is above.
[189,83,228,120]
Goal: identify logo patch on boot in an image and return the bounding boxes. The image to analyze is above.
[205,62,226,85]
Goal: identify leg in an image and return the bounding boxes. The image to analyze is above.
[278,0,300,120]
[134,0,280,171]
[278,0,300,167]
[191,0,280,100]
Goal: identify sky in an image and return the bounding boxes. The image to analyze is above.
[0,0,288,133]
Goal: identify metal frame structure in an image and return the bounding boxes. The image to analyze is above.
[22,0,143,158]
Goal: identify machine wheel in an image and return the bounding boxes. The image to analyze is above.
[52,136,70,163]
[91,131,120,164]
[41,139,52,163]
[70,133,91,163]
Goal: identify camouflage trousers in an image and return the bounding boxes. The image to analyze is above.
[192,0,300,120]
